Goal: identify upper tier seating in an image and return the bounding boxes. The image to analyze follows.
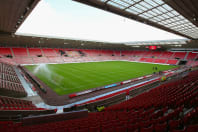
[83,49,100,56]
[66,50,80,57]
[114,51,120,56]
[131,51,145,57]
[160,51,173,59]
[151,51,162,58]
[12,48,28,57]
[42,48,58,57]
[121,50,133,56]
[28,48,43,57]
[172,52,186,59]
[54,48,64,56]
[1,47,198,66]
[0,48,12,56]
[101,50,114,56]
[187,52,197,60]
[143,51,153,57]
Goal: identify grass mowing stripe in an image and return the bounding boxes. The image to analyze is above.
[25,61,177,95]
[46,65,107,92]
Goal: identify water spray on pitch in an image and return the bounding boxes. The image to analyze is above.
[33,64,63,85]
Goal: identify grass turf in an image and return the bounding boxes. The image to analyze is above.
[25,61,177,95]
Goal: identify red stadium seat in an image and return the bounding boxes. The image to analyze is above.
[154,122,167,132]
[169,120,181,130]
[186,124,198,132]
[140,125,154,132]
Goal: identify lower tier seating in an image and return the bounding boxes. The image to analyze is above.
[32,57,49,64]
[12,57,34,64]
[0,79,27,97]
[0,63,16,75]
[0,96,40,111]
[0,73,21,83]
[2,70,198,132]
[0,62,27,97]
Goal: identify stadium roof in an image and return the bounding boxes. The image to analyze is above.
[74,0,198,39]
[124,39,189,45]
[0,0,39,34]
[0,0,197,46]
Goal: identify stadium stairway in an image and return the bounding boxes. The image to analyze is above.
[10,48,15,58]
[184,52,189,60]
[14,67,37,97]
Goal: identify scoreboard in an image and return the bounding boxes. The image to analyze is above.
[145,46,161,50]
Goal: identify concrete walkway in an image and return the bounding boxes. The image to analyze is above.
[35,77,159,111]
[14,67,37,96]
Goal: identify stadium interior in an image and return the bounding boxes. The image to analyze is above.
[0,0,198,131]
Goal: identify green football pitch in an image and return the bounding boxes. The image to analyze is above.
[25,61,177,95]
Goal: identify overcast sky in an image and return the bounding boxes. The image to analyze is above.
[16,0,185,43]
